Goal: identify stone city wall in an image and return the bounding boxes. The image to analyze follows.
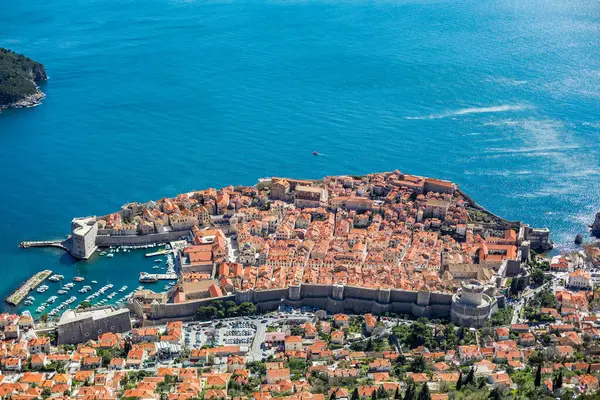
[95,230,191,247]
[136,282,489,327]
[143,295,236,320]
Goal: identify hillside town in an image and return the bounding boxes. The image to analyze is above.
[8,171,600,398]
[4,261,600,400]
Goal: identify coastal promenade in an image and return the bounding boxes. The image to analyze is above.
[5,270,52,306]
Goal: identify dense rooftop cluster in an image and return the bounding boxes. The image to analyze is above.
[99,171,522,301]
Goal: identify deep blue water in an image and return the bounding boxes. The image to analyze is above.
[1,0,600,315]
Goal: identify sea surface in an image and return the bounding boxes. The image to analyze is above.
[1,0,599,316]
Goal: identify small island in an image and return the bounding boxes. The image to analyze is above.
[0,48,47,111]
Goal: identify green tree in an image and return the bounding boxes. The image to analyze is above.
[464,367,475,386]
[553,370,563,391]
[456,371,463,391]
[407,319,433,349]
[330,392,336,400]
[377,385,387,399]
[488,387,501,400]
[351,388,359,400]
[404,380,416,400]
[534,364,542,388]
[410,356,426,373]
[530,268,544,285]
[79,300,92,309]
[394,387,400,400]
[417,384,430,400]
[371,389,377,400]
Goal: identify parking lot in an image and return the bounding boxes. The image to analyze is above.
[219,320,256,345]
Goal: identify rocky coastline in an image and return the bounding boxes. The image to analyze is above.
[0,90,46,111]
[0,48,48,112]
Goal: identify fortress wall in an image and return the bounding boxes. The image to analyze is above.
[300,284,333,298]
[253,288,288,303]
[148,295,236,320]
[96,230,190,247]
[389,289,418,303]
[256,300,282,313]
[140,283,484,327]
[429,292,453,305]
[344,286,380,301]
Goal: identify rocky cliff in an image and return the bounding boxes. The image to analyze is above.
[591,212,600,238]
[0,48,48,111]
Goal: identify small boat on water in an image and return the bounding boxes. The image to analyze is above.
[154,259,162,263]
[91,280,98,284]
[58,290,67,295]
[24,300,33,306]
[119,286,128,292]
[49,274,64,282]
[107,253,114,258]
[36,285,49,293]
[73,276,84,282]
[26,296,35,301]
[312,151,319,156]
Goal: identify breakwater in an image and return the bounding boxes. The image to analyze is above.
[6,270,52,306]
[19,239,70,252]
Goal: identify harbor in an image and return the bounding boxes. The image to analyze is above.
[3,242,180,319]
[5,270,53,306]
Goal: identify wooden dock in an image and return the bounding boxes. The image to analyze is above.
[6,270,53,306]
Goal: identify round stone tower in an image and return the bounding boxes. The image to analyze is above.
[450,280,496,328]
[459,280,484,306]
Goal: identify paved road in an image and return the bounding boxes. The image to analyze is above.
[248,322,267,361]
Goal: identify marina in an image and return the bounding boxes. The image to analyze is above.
[5,242,179,319]
[5,270,53,306]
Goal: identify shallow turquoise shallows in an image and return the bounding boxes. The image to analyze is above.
[1,0,599,314]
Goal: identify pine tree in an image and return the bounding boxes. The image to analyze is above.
[587,364,592,374]
[456,371,463,391]
[123,338,132,355]
[553,370,563,391]
[464,367,475,386]
[488,387,501,400]
[330,392,337,400]
[417,384,430,400]
[403,381,415,400]
[394,387,400,400]
[534,364,542,388]
[371,389,378,400]
[377,385,386,399]
[351,388,359,400]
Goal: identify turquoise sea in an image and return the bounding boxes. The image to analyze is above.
[1,0,599,315]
